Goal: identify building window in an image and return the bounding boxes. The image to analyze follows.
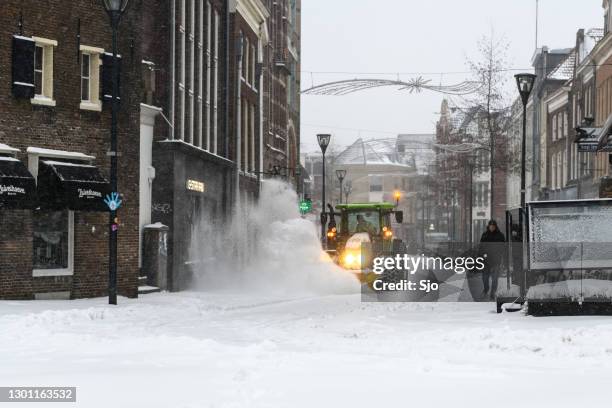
[81,54,90,101]
[251,43,257,87]
[32,210,74,276]
[243,36,249,82]
[250,103,256,172]
[79,46,103,111]
[205,1,212,151]
[178,0,186,141]
[369,175,383,192]
[196,0,204,149]
[551,154,557,189]
[212,8,219,154]
[34,45,43,95]
[242,100,247,171]
[188,0,196,145]
[31,37,57,106]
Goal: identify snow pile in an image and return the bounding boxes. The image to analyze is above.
[527,279,612,300]
[189,180,358,295]
[3,294,612,408]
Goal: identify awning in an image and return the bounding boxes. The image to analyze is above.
[0,156,37,209]
[598,114,612,152]
[575,115,612,152]
[574,125,601,153]
[37,160,111,212]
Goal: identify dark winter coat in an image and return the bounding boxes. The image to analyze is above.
[479,229,506,268]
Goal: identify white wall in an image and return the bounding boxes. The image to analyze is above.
[139,104,162,267]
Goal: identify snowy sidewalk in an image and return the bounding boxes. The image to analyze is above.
[1,292,612,407]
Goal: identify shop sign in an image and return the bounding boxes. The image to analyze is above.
[186,179,205,193]
[577,142,599,153]
[0,184,26,196]
[104,192,123,211]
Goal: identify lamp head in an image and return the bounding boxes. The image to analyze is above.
[514,73,537,105]
[335,169,346,181]
[102,0,130,12]
[317,134,331,154]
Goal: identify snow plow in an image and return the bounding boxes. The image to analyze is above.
[502,198,612,315]
[322,203,405,282]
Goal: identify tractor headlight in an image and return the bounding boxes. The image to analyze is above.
[341,250,362,270]
[382,226,393,240]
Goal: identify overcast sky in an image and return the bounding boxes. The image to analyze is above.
[300,0,603,154]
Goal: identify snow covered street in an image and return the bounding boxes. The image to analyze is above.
[2,291,612,408]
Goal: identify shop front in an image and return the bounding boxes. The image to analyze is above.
[0,145,113,300]
[151,140,234,291]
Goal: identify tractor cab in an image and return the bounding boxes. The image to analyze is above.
[325,203,403,271]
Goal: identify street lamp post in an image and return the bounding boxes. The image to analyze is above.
[102,0,129,305]
[317,134,331,245]
[335,169,346,204]
[515,73,536,297]
[514,73,536,208]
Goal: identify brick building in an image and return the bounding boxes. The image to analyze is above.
[262,0,301,189]
[0,0,141,299]
[435,101,508,244]
[141,0,234,291]
[140,0,300,291]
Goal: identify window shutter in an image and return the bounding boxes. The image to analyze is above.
[101,52,122,105]
[12,36,36,98]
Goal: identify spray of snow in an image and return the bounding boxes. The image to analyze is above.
[189,180,358,295]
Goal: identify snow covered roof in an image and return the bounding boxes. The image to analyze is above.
[0,143,19,155]
[578,27,604,64]
[547,50,576,81]
[26,147,94,161]
[396,134,435,175]
[587,28,604,42]
[335,138,404,166]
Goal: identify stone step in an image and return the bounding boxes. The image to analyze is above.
[138,276,148,285]
[138,285,161,295]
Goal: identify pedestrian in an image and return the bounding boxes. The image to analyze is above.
[479,219,506,300]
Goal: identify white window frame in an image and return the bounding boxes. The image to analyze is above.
[27,148,94,277]
[81,53,91,101]
[243,36,249,83]
[27,148,91,278]
[250,103,255,173]
[32,211,75,277]
[31,36,57,107]
[79,45,104,111]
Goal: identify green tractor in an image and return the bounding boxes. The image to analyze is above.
[323,202,405,280]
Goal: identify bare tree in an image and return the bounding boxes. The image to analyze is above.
[462,32,513,217]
